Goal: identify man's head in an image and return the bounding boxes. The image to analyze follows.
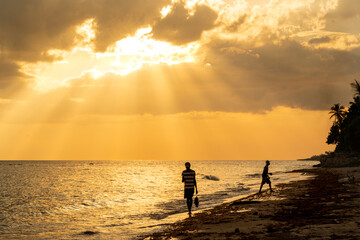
[185,162,191,169]
[266,160,270,165]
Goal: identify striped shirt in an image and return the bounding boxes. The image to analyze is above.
[182,169,196,189]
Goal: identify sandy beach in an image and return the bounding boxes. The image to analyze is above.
[140,166,360,240]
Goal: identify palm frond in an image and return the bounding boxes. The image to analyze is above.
[350,79,360,97]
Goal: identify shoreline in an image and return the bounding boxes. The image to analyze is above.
[139,167,360,239]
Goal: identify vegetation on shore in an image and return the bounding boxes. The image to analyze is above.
[327,80,360,153]
[307,80,360,167]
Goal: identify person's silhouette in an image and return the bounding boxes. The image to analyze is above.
[182,162,198,217]
[259,160,273,193]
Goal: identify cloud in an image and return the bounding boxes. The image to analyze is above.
[0,57,30,98]
[152,3,218,44]
[9,37,359,123]
[1,0,360,113]
[0,0,84,62]
[325,0,360,19]
[89,0,170,51]
[324,0,360,34]
[0,0,170,97]
[308,36,333,44]
[226,15,247,32]
[0,0,170,62]
[203,37,360,110]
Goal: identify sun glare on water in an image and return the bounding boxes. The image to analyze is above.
[20,18,200,92]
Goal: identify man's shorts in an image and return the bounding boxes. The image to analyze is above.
[184,188,194,199]
[262,176,271,184]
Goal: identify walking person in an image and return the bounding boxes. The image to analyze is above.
[259,160,273,193]
[182,162,198,217]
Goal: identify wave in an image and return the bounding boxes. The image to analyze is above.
[245,173,262,178]
[202,175,220,181]
[226,183,251,192]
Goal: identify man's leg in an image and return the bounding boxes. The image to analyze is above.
[269,181,273,192]
[259,182,264,193]
[186,197,193,216]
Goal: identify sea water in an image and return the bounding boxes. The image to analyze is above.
[0,160,317,239]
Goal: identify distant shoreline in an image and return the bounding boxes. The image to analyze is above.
[296,158,320,161]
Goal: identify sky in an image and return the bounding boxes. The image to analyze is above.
[0,0,359,160]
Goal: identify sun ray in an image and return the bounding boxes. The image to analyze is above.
[18,19,200,93]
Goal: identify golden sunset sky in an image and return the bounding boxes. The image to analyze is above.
[0,0,359,160]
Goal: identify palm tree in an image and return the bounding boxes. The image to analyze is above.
[350,79,360,97]
[329,103,346,125]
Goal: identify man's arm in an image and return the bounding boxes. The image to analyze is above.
[194,172,198,194]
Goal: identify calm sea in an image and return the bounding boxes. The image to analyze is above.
[0,160,317,239]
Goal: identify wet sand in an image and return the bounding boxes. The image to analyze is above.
[140,167,360,239]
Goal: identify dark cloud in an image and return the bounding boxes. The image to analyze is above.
[89,0,170,51]
[0,0,170,61]
[203,38,360,111]
[0,0,84,62]
[326,0,360,19]
[0,57,30,98]
[308,36,333,45]
[152,3,217,44]
[226,15,247,32]
[324,0,360,34]
[0,0,169,97]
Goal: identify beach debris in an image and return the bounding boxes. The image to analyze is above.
[266,225,277,233]
[338,177,348,183]
[338,174,356,184]
[347,174,356,184]
[80,230,98,235]
[231,200,260,206]
[235,228,240,233]
[202,175,220,181]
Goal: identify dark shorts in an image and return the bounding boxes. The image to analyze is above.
[262,177,271,184]
[184,188,194,199]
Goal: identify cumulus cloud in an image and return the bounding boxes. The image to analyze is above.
[0,0,170,98]
[152,3,218,44]
[89,0,170,51]
[0,0,170,61]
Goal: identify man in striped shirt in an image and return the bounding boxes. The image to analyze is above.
[182,162,198,216]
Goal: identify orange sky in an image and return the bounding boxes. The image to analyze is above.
[1,0,358,160]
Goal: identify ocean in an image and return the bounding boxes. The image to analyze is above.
[0,160,317,239]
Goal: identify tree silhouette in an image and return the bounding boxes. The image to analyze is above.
[327,80,360,153]
[326,124,340,145]
[329,103,346,125]
[350,79,360,97]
